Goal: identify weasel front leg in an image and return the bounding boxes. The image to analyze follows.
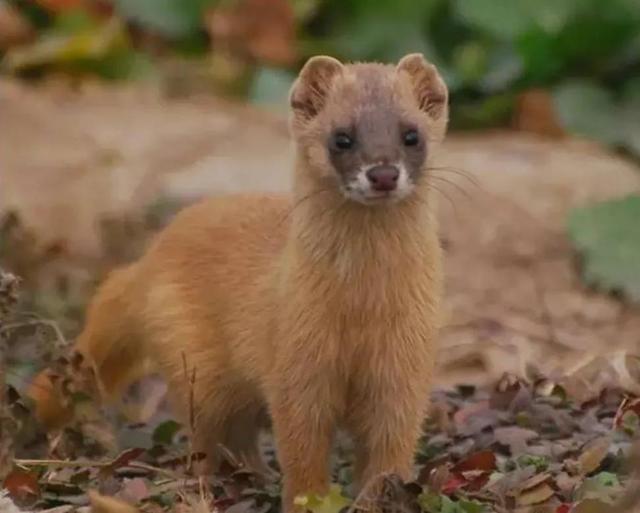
[347,339,435,500]
[268,336,341,513]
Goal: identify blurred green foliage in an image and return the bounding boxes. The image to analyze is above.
[4,0,640,156]
[568,194,640,303]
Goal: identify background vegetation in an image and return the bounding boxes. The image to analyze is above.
[2,0,640,156]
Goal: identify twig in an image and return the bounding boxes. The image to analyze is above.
[14,458,183,479]
[0,318,68,347]
[181,352,197,472]
[15,458,110,468]
[128,461,184,479]
[530,265,561,349]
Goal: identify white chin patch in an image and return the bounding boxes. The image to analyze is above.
[342,163,414,205]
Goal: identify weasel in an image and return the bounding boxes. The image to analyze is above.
[29,53,449,512]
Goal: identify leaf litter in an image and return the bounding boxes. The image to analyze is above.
[2,212,640,513]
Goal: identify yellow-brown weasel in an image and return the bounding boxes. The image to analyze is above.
[30,53,449,512]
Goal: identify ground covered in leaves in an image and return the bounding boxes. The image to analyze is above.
[2,267,640,513]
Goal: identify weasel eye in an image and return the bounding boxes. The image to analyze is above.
[333,132,355,151]
[403,129,420,147]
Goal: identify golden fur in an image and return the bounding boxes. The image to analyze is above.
[30,53,449,512]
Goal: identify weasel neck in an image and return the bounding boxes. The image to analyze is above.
[286,161,439,276]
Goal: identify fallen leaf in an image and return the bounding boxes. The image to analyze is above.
[576,437,611,476]
[294,484,351,513]
[576,472,622,504]
[441,474,467,495]
[152,420,182,446]
[491,374,529,410]
[570,498,610,513]
[118,478,150,504]
[515,482,555,507]
[452,451,497,474]
[555,472,580,495]
[88,490,139,513]
[494,426,539,456]
[3,470,40,506]
[99,448,145,478]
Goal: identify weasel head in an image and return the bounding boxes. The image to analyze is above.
[289,53,448,205]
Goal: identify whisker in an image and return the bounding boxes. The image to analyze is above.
[426,166,481,189]
[425,181,460,221]
[427,166,482,189]
[428,175,472,201]
[275,186,333,229]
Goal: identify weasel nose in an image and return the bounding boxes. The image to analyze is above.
[366,165,399,192]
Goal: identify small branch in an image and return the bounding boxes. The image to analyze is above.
[14,458,183,479]
[0,318,68,347]
[14,458,108,468]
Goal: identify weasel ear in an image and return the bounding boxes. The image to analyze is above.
[290,55,343,121]
[396,53,448,120]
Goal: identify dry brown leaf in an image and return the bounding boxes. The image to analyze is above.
[88,490,138,513]
[516,482,556,507]
[117,478,150,504]
[611,351,640,394]
[577,437,611,476]
[494,426,539,456]
[2,470,40,507]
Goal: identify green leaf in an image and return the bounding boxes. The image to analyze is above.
[451,41,488,85]
[2,16,133,75]
[479,46,522,92]
[152,420,182,445]
[294,484,351,513]
[454,0,531,40]
[418,490,442,512]
[457,499,487,513]
[418,493,487,513]
[567,195,640,302]
[111,0,216,38]
[576,472,623,504]
[249,67,296,110]
[621,410,639,436]
[553,80,621,145]
[620,78,640,157]
[517,454,549,472]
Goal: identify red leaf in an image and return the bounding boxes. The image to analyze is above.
[453,400,490,427]
[452,450,497,473]
[556,504,571,513]
[3,470,40,504]
[465,472,491,492]
[99,448,145,477]
[110,447,145,469]
[442,474,466,495]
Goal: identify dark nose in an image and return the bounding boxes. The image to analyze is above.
[366,165,399,191]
